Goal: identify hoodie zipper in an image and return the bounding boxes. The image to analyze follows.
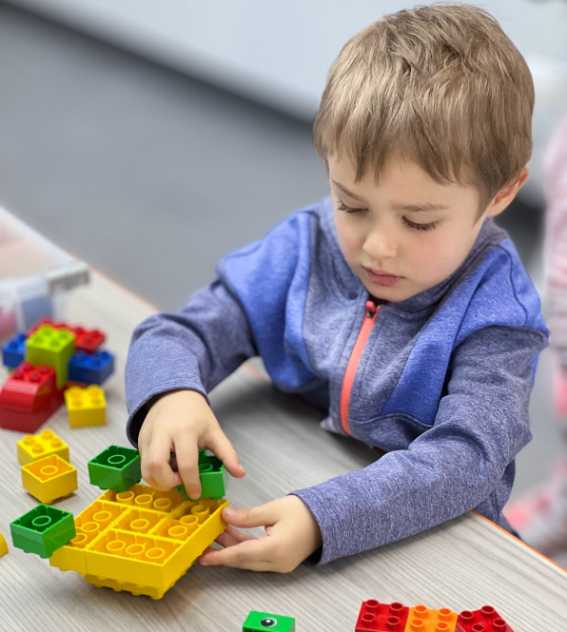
[339,299,380,435]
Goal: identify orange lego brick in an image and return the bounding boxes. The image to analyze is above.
[404,604,458,631]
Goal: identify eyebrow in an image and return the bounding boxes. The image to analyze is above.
[332,180,450,212]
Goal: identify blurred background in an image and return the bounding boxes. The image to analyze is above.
[0,1,566,563]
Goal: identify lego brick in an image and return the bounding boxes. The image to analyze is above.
[243,611,296,631]
[88,445,141,491]
[17,428,70,465]
[457,606,513,631]
[29,319,106,353]
[70,326,105,353]
[21,454,77,504]
[0,362,58,411]
[25,324,75,387]
[50,484,228,599]
[64,385,106,428]
[355,600,409,632]
[2,332,26,369]
[0,404,61,433]
[176,450,226,500]
[0,532,8,557]
[0,365,64,432]
[68,349,114,385]
[11,504,75,558]
[405,604,458,631]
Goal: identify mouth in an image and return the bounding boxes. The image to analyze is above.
[362,267,402,287]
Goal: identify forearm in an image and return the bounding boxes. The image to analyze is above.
[295,325,546,564]
[294,422,518,564]
[125,280,256,443]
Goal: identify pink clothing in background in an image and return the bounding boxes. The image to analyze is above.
[544,115,567,373]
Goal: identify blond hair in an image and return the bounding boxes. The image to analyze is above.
[313,3,534,209]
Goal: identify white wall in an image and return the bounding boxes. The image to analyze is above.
[8,0,567,201]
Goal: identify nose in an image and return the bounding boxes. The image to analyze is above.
[362,229,398,260]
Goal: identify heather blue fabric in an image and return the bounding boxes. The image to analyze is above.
[125,195,548,564]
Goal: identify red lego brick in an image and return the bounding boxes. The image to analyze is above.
[0,363,57,410]
[0,390,64,432]
[355,600,409,631]
[73,327,105,353]
[0,363,63,432]
[29,319,105,353]
[457,605,514,631]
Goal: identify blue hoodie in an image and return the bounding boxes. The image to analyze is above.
[125,196,548,564]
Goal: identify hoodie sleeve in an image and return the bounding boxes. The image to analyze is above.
[293,324,548,564]
[124,279,258,445]
[124,209,319,445]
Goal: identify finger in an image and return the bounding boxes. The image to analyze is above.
[137,424,150,457]
[206,428,246,479]
[173,434,201,499]
[221,503,277,529]
[199,538,274,571]
[215,525,255,548]
[141,432,181,490]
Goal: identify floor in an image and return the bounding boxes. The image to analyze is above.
[0,4,564,565]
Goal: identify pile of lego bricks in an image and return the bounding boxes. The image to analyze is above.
[355,599,513,631]
[0,319,114,432]
[10,442,227,600]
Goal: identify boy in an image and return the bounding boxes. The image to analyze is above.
[125,4,548,572]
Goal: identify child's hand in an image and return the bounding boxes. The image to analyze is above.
[138,389,245,497]
[199,495,322,573]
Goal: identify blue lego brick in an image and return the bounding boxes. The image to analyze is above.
[68,349,115,385]
[2,332,26,369]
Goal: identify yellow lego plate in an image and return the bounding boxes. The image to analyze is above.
[50,483,228,598]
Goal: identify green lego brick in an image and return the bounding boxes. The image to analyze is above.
[176,450,226,500]
[10,504,75,558]
[243,611,295,631]
[25,325,75,387]
[88,445,141,492]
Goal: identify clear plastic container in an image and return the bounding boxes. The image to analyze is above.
[0,262,89,342]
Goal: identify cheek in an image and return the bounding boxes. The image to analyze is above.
[409,229,469,276]
[335,215,362,259]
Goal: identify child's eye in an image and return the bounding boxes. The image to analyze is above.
[403,217,439,231]
[337,201,367,214]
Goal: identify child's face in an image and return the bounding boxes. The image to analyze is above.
[329,153,507,303]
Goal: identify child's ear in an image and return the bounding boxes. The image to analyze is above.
[486,167,529,218]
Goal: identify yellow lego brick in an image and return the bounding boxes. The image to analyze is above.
[49,484,228,599]
[404,604,458,632]
[64,385,106,428]
[17,428,70,465]
[0,532,8,557]
[21,454,78,504]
